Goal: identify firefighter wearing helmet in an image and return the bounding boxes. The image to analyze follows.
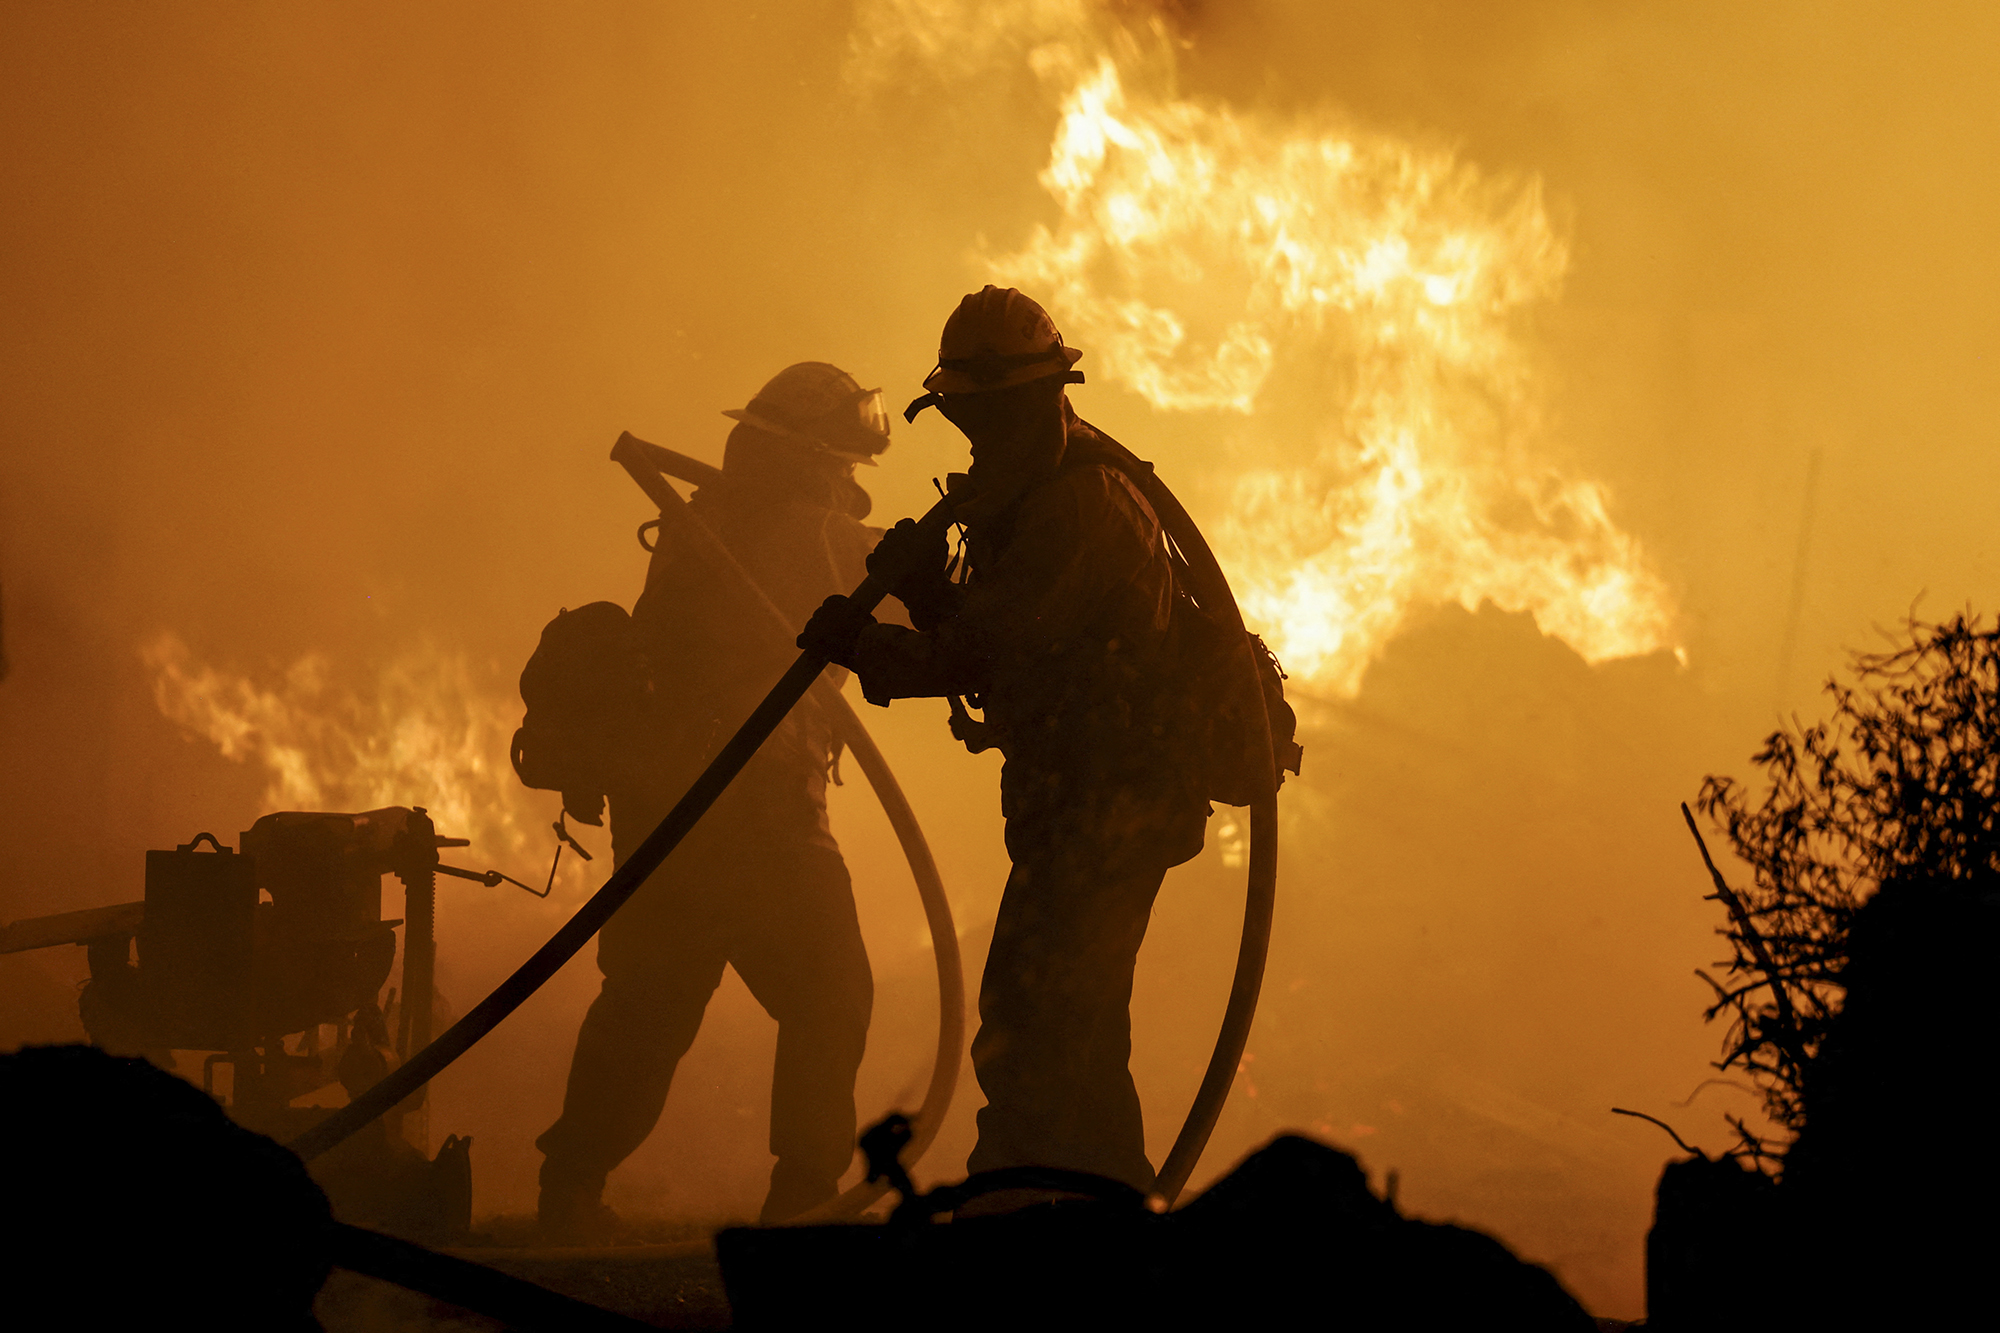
[801,288,1207,1194]
[536,362,903,1237]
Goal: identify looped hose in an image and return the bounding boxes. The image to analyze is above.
[1106,442,1280,1205]
[286,440,965,1223]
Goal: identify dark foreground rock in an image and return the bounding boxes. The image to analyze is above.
[1646,875,2000,1329]
[1,1049,1597,1330]
[720,1135,1597,1331]
[315,1242,731,1332]
[3,1045,701,1331]
[2,1043,333,1330]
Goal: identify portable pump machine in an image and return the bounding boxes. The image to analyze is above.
[0,805,533,1242]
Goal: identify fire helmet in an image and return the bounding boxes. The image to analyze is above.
[904,286,1085,422]
[723,362,891,465]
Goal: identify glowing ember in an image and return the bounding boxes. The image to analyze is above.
[851,0,1678,695]
[142,634,586,896]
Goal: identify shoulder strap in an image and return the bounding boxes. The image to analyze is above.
[1064,418,1232,619]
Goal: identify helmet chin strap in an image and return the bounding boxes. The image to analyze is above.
[904,370,1086,424]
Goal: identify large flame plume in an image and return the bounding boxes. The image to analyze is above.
[852,0,1678,695]
[143,633,584,896]
[139,0,1679,857]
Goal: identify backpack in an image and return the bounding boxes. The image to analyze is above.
[1070,425,1304,807]
[509,601,653,826]
[1164,592,1304,807]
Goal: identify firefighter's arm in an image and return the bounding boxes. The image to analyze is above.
[866,517,960,630]
[797,596,983,705]
[801,470,1144,704]
[849,622,985,704]
[827,487,1085,703]
[840,517,917,630]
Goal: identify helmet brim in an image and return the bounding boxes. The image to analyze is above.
[721,409,881,464]
[921,345,1083,396]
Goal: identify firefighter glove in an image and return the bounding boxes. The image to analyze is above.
[799,594,875,668]
[866,518,949,602]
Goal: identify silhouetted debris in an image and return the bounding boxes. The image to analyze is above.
[3,1043,670,1331]
[4,1043,334,1330]
[1782,873,1999,1325]
[1173,1136,1596,1330]
[1649,877,2000,1327]
[719,1132,1596,1330]
[1663,613,2000,1326]
[1644,1150,1785,1331]
[1693,613,1999,1164]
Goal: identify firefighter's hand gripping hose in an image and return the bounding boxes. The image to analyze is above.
[287,490,961,1166]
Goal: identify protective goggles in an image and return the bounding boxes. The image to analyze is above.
[850,386,891,440]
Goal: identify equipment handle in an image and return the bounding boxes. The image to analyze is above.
[287,495,954,1162]
[611,431,725,492]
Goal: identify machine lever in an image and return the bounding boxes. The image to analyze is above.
[435,863,550,899]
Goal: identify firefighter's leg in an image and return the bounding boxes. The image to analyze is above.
[534,876,729,1234]
[966,841,1167,1193]
[729,843,874,1223]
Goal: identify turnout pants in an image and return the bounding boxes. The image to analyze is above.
[965,790,1199,1194]
[536,798,873,1224]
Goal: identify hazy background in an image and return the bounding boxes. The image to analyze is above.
[3,2,1996,1317]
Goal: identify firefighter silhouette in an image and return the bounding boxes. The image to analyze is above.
[801,289,1208,1194]
[536,363,901,1236]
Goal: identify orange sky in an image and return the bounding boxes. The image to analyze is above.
[3,3,1996,1317]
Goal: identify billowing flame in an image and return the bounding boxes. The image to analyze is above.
[143,633,586,896]
[144,2,1681,822]
[852,0,1678,695]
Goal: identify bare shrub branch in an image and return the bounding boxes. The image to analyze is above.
[1692,612,2000,1169]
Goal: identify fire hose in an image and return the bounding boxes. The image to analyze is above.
[608,433,961,1221]
[287,455,963,1184]
[618,431,1277,1204]
[291,433,1277,1212]
[1125,458,1281,1204]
